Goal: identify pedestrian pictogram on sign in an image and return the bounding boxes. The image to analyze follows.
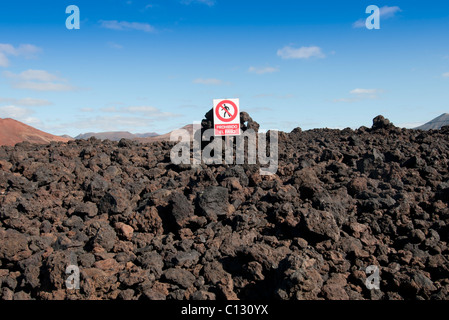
[213,98,240,136]
[215,100,238,122]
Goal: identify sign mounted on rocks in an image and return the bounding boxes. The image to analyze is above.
[213,98,240,136]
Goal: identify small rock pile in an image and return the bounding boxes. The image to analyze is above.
[1,112,449,300]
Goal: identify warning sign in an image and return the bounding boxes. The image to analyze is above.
[213,98,240,136]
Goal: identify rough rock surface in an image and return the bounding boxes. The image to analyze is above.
[1,113,449,300]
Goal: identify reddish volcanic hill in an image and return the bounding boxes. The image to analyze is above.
[0,118,71,146]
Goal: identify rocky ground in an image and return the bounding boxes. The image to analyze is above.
[1,112,449,300]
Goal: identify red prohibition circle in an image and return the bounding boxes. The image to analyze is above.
[215,100,238,122]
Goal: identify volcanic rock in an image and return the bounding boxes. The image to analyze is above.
[0,113,448,301]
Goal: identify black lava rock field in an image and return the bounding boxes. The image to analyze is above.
[1,113,449,300]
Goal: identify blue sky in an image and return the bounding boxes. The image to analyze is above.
[0,0,449,136]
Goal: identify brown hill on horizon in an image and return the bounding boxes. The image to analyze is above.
[75,131,159,141]
[0,118,72,146]
[136,124,194,142]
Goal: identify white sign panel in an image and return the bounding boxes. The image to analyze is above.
[213,98,240,136]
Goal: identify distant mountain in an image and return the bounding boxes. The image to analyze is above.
[0,118,72,146]
[134,132,160,138]
[75,131,159,141]
[136,124,194,142]
[415,113,449,130]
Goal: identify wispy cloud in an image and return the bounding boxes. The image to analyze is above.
[59,105,180,132]
[0,43,42,67]
[0,105,32,118]
[100,105,180,118]
[277,46,325,59]
[12,82,76,92]
[248,66,279,75]
[353,6,402,28]
[100,20,156,33]
[180,0,216,6]
[352,20,366,29]
[64,116,159,131]
[0,97,52,106]
[0,53,9,67]
[193,78,227,85]
[3,69,62,82]
[350,88,379,95]
[140,3,159,12]
[0,105,41,125]
[3,69,78,92]
[379,6,402,19]
[107,42,123,49]
[442,72,449,78]
[123,106,179,118]
[0,44,41,57]
[334,88,383,103]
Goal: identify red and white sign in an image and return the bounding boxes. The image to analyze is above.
[213,98,240,136]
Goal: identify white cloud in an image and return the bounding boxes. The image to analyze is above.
[277,46,325,59]
[11,81,76,92]
[100,20,156,33]
[67,116,157,131]
[181,0,215,6]
[353,6,402,28]
[20,117,42,125]
[380,6,402,19]
[334,88,383,103]
[0,43,41,57]
[126,106,179,118]
[0,105,42,125]
[101,105,180,118]
[0,105,31,118]
[0,44,16,56]
[0,43,42,67]
[123,106,159,114]
[193,78,226,85]
[248,66,279,75]
[0,52,9,67]
[0,97,52,106]
[3,69,62,82]
[3,69,77,92]
[141,3,158,12]
[350,88,379,95]
[442,72,449,78]
[64,114,176,132]
[51,104,180,134]
[352,19,366,28]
